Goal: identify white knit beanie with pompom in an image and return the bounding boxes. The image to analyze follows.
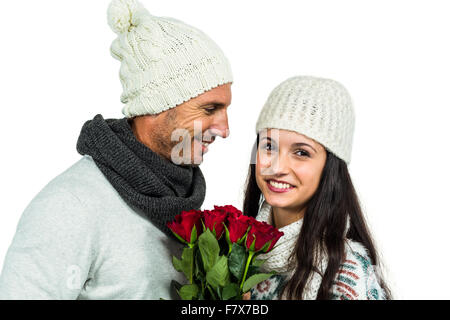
[256,76,355,165]
[107,0,233,117]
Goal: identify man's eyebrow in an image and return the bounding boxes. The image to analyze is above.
[201,100,227,107]
[292,142,317,153]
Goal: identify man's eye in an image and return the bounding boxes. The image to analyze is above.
[204,107,217,114]
[261,143,273,151]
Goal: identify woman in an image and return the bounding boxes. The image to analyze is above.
[243,76,392,300]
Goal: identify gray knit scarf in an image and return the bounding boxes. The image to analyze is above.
[76,114,206,238]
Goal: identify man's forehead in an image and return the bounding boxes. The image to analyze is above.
[194,84,232,106]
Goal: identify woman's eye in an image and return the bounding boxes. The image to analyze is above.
[259,143,273,152]
[262,143,272,151]
[296,150,310,157]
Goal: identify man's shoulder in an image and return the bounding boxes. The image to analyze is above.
[21,155,120,221]
[51,155,106,190]
[41,155,116,204]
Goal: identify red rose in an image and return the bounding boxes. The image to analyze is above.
[226,213,251,244]
[214,205,243,218]
[202,209,228,240]
[245,220,284,253]
[167,209,203,245]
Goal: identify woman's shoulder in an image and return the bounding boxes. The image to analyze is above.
[344,239,374,269]
[331,239,386,300]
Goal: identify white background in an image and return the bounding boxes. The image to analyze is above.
[1,0,449,299]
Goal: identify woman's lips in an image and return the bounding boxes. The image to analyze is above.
[266,179,295,193]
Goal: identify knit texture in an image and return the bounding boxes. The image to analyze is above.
[255,76,355,164]
[107,0,233,117]
[257,206,303,274]
[76,114,206,238]
[250,201,386,300]
[0,155,186,299]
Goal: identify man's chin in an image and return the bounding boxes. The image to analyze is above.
[168,146,204,166]
[190,148,205,166]
[191,155,204,166]
[176,155,203,167]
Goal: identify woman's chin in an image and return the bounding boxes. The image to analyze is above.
[263,194,294,210]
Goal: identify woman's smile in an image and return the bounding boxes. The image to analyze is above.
[266,179,296,193]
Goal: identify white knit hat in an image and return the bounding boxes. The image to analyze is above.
[255,76,355,164]
[107,0,233,117]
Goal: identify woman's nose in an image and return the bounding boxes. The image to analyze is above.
[273,154,290,175]
[262,152,289,176]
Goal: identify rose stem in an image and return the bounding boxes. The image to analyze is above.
[240,250,255,292]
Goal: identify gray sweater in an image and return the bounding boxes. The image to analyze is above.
[0,155,185,299]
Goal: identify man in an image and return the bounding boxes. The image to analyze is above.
[0,0,232,299]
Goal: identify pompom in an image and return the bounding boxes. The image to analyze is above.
[107,0,146,34]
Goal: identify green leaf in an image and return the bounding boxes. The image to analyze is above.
[228,243,247,281]
[224,224,231,245]
[222,283,239,300]
[237,225,252,245]
[206,284,217,300]
[260,240,272,253]
[216,286,223,300]
[206,255,230,290]
[252,258,267,267]
[172,247,194,282]
[194,250,205,279]
[191,224,200,244]
[170,230,188,245]
[198,229,220,273]
[172,256,183,272]
[246,265,261,279]
[247,236,256,252]
[179,284,199,300]
[171,280,182,292]
[242,273,273,293]
[171,280,183,300]
[183,247,195,282]
[247,258,267,278]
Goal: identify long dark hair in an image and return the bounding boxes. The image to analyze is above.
[243,137,392,299]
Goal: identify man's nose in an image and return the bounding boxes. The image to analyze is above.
[212,108,229,138]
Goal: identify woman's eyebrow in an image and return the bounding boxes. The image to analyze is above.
[292,142,317,153]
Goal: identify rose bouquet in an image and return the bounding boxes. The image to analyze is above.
[167,205,284,300]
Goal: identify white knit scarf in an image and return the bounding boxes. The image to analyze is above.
[256,201,303,274]
[255,201,350,300]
